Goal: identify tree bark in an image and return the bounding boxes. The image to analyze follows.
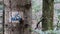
[4,0,32,34]
[42,0,54,31]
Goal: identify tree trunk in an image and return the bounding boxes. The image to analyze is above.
[42,0,54,31]
[4,0,32,34]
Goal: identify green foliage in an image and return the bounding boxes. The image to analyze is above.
[31,29,57,34]
[58,15,60,20]
[0,5,3,10]
[54,0,60,2]
[0,28,3,32]
[32,0,42,22]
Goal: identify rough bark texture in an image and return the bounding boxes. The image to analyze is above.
[4,0,32,34]
[42,0,54,31]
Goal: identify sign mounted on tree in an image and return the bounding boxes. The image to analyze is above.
[9,11,22,22]
[11,13,22,21]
